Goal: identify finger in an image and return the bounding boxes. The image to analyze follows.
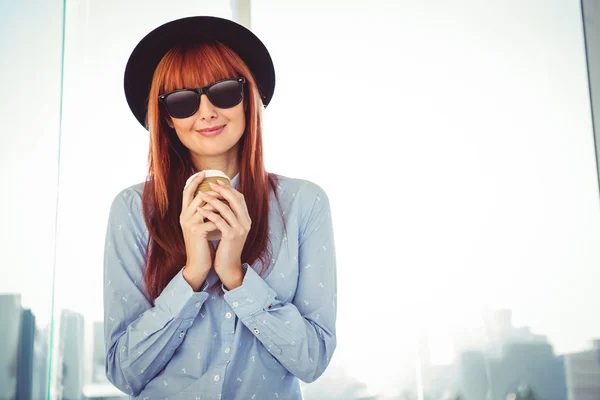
[196,207,233,235]
[190,209,219,233]
[197,193,242,231]
[206,183,244,216]
[189,204,218,223]
[208,181,238,201]
[182,171,205,211]
[200,220,219,233]
[192,190,224,207]
[207,183,250,226]
[185,190,223,219]
[186,208,208,226]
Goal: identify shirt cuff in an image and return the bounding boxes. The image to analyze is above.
[221,263,249,294]
[200,279,209,292]
[154,268,210,321]
[223,263,278,320]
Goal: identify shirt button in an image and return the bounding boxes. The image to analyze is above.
[214,375,221,382]
[195,302,201,308]
[253,328,260,335]
[232,301,239,308]
[225,312,232,319]
[179,332,185,338]
[225,347,231,353]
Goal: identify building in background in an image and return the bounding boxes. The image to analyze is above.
[58,309,85,400]
[0,294,23,400]
[92,321,105,384]
[0,294,49,400]
[564,339,600,400]
[451,309,567,400]
[16,308,35,400]
[82,320,128,399]
[490,341,566,400]
[33,326,50,400]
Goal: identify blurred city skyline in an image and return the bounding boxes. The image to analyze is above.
[3,292,600,399]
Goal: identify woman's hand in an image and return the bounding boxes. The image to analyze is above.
[180,171,220,290]
[196,179,252,290]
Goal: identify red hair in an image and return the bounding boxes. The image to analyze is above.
[141,42,284,301]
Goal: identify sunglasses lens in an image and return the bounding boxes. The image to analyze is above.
[207,80,243,108]
[164,90,199,118]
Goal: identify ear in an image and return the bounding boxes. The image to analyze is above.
[165,118,174,129]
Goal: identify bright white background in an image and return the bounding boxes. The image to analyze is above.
[2,0,599,397]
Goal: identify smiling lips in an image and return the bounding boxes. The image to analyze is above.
[196,125,225,137]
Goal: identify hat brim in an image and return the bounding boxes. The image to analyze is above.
[124,16,275,129]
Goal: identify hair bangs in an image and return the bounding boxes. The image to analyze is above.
[160,43,239,94]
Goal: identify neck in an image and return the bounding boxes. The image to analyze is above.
[191,148,239,180]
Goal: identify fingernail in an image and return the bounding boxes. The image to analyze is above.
[217,179,225,185]
[209,182,217,187]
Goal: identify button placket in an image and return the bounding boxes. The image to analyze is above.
[221,306,236,364]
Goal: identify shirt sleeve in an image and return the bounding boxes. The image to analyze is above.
[103,188,210,396]
[222,184,337,383]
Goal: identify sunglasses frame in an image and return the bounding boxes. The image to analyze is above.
[158,76,247,118]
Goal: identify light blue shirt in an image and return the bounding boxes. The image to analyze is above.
[103,173,337,399]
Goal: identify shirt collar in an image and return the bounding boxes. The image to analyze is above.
[230,172,240,190]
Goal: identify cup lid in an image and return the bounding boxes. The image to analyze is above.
[184,169,231,189]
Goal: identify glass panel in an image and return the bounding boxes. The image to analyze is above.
[50,2,232,399]
[582,0,600,195]
[0,1,65,400]
[252,1,600,399]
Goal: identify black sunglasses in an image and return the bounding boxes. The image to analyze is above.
[158,77,246,119]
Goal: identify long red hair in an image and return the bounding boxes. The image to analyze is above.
[141,42,283,301]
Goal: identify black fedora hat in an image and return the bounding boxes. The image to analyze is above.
[124,16,276,129]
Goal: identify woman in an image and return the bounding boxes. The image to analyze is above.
[103,16,337,399]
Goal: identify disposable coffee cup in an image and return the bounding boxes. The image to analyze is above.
[185,170,232,240]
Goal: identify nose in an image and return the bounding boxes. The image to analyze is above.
[196,94,217,121]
